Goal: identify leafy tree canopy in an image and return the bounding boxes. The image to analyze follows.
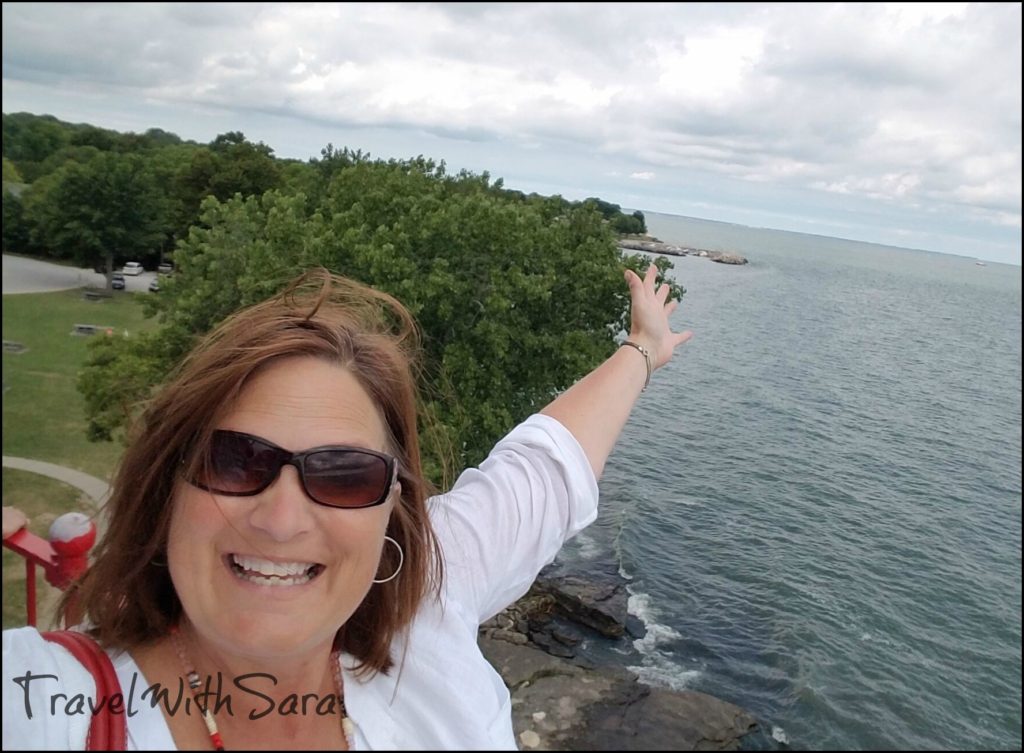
[22,151,167,277]
[2,188,34,254]
[167,132,283,240]
[5,114,679,478]
[581,196,647,234]
[2,156,24,184]
[79,155,681,482]
[3,112,70,164]
[69,125,120,152]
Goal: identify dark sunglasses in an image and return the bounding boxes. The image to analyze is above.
[189,429,397,509]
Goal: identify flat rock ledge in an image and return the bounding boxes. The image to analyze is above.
[618,236,748,265]
[479,569,765,750]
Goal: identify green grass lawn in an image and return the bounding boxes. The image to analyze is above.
[3,287,157,627]
[2,288,157,477]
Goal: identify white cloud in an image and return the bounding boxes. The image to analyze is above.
[1,1,1020,263]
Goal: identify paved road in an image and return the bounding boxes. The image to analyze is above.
[2,254,158,295]
[1,456,110,508]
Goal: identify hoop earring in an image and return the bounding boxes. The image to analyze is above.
[373,535,404,584]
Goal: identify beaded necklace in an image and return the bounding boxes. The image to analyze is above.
[168,625,355,750]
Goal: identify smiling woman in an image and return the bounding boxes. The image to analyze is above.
[1,265,692,750]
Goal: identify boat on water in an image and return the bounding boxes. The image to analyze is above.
[975,261,987,266]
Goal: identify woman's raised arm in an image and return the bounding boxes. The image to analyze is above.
[540,263,693,479]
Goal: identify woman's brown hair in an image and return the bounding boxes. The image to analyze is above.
[61,268,444,676]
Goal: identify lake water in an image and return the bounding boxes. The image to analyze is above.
[560,212,1022,749]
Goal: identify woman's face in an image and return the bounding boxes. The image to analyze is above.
[167,356,397,661]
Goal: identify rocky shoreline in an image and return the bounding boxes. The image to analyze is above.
[618,235,749,265]
[478,564,776,750]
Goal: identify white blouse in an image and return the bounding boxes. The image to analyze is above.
[3,413,599,749]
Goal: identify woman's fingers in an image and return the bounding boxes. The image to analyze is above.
[645,263,658,290]
[2,506,29,539]
[622,264,693,364]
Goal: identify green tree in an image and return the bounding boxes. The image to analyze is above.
[37,145,102,177]
[2,157,24,183]
[206,137,281,200]
[2,189,35,253]
[302,143,371,209]
[23,152,166,281]
[142,127,183,147]
[69,125,119,151]
[574,197,647,235]
[279,159,318,200]
[610,213,642,234]
[169,133,282,243]
[631,210,647,233]
[146,143,204,255]
[2,112,72,181]
[80,156,683,479]
[2,112,70,163]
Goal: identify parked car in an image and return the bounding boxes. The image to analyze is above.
[148,278,160,293]
[157,261,174,275]
[111,273,126,290]
[122,262,144,276]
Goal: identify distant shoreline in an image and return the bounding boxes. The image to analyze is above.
[617,234,748,265]
[636,209,1020,267]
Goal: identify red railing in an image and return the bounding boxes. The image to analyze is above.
[3,513,96,627]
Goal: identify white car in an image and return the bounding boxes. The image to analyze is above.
[122,262,144,276]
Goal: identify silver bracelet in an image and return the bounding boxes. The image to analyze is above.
[621,340,652,391]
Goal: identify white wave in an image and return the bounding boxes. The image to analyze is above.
[627,588,682,645]
[859,630,894,647]
[627,660,702,692]
[627,588,653,621]
[633,621,683,654]
[570,532,601,560]
[772,726,790,744]
[626,585,692,691]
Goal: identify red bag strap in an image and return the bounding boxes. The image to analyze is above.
[42,630,128,751]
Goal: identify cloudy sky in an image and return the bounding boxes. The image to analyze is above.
[2,2,1021,265]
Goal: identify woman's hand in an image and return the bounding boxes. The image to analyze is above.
[624,264,693,369]
[2,506,29,539]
